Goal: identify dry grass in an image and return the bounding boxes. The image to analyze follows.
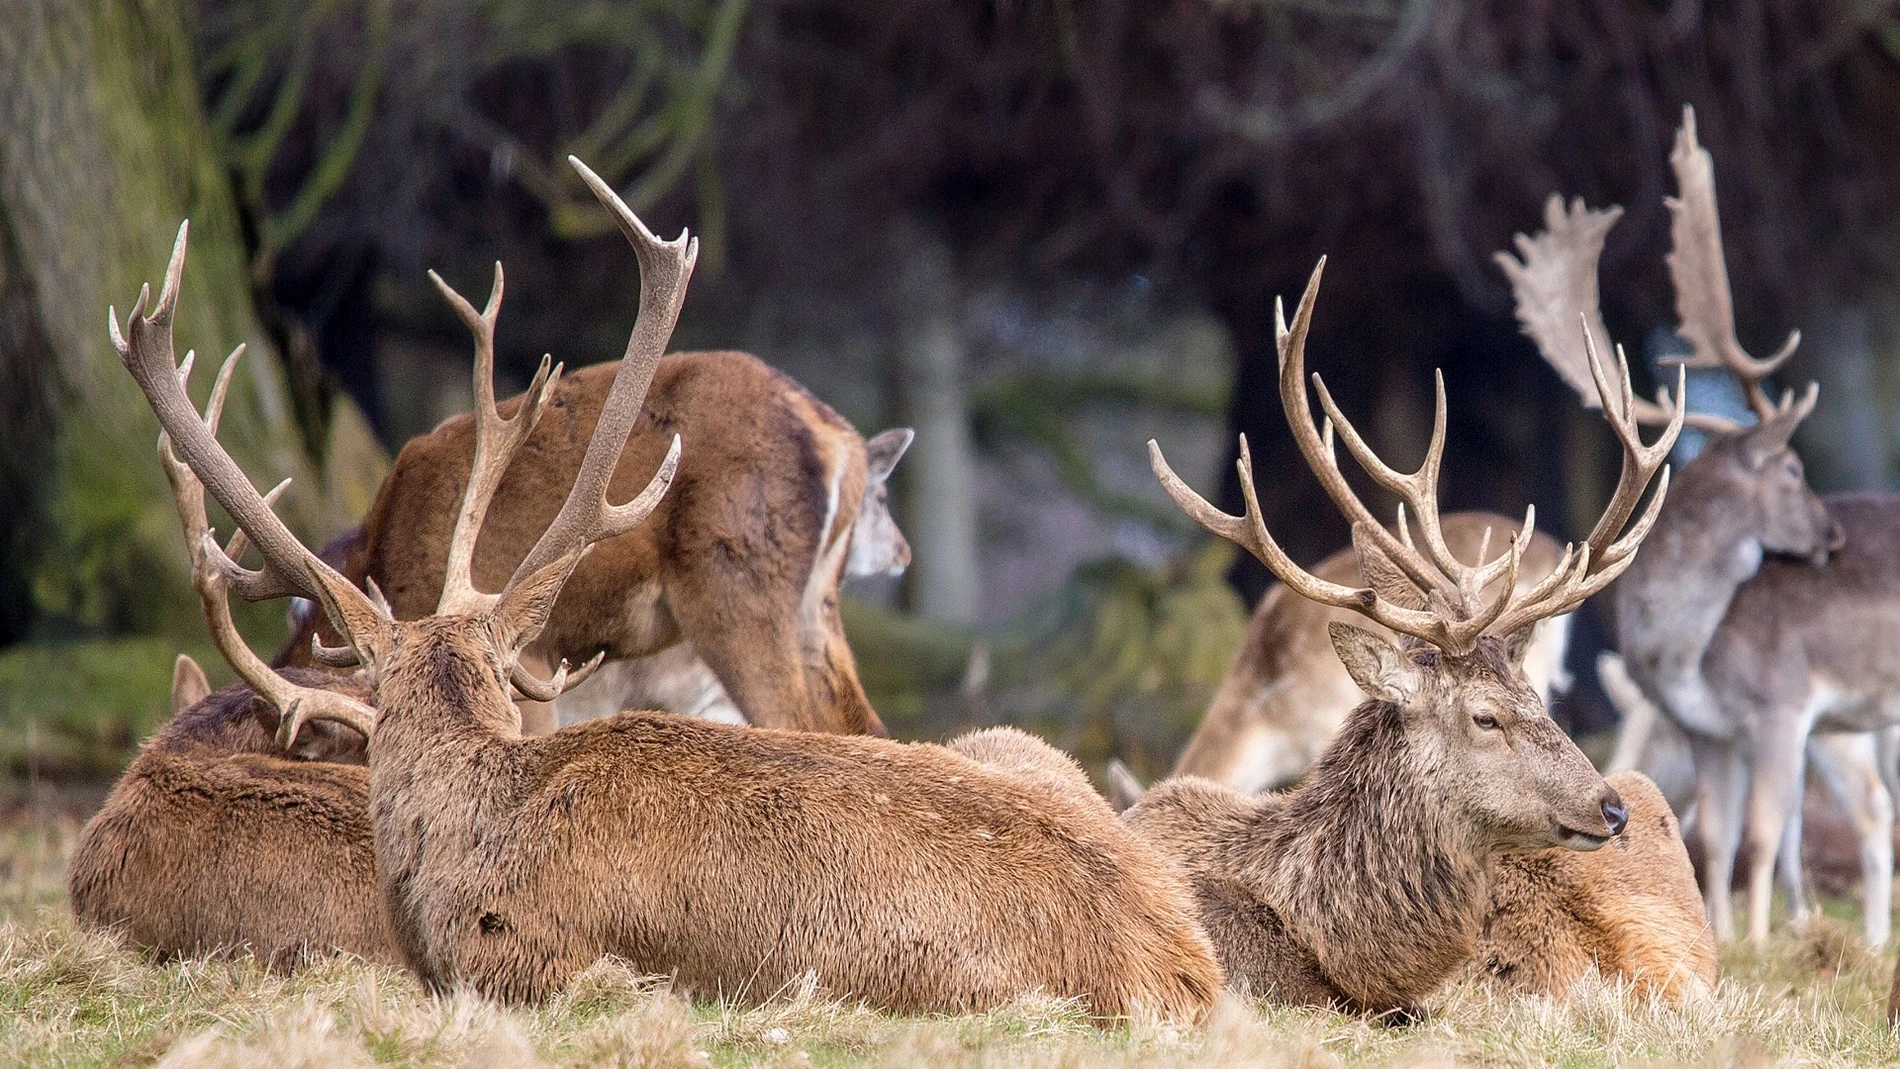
[3,811,1898,1067]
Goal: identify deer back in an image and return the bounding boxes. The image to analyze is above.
[1479,770,1716,1003]
[68,672,397,969]
[1177,512,1568,792]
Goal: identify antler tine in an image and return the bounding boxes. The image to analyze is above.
[1149,435,1451,646]
[1274,259,1453,603]
[1666,105,1801,422]
[1579,322,1684,565]
[156,366,376,751]
[430,261,563,614]
[501,158,695,594]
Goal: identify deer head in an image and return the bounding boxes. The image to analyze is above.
[846,427,915,579]
[114,157,692,748]
[1151,260,1680,852]
[1496,106,1842,569]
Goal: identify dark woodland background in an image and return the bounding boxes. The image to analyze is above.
[4,0,1900,786]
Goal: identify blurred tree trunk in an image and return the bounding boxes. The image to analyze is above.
[0,0,386,646]
[894,229,979,624]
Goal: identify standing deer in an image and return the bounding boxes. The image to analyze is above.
[1169,513,1569,794]
[113,162,1223,1017]
[1497,107,1900,945]
[1129,255,1677,1013]
[69,356,393,967]
[279,334,913,741]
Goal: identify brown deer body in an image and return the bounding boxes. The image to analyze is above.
[1478,770,1717,1003]
[67,662,396,969]
[1497,108,1900,945]
[114,165,1222,1018]
[1132,255,1672,1013]
[284,348,910,737]
[1174,513,1568,793]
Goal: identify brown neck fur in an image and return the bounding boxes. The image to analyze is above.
[1249,699,1489,1009]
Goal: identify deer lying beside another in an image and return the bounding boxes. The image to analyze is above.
[112,162,1222,1018]
[1478,770,1717,1003]
[1130,258,1678,1014]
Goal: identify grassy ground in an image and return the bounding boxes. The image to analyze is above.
[3,810,1898,1067]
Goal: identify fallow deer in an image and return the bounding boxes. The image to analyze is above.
[1128,255,1677,1014]
[1168,513,1569,794]
[1498,106,1900,946]
[69,360,394,967]
[279,333,913,740]
[1478,769,1717,1003]
[112,162,1223,1018]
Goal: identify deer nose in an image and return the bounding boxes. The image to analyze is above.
[1600,790,1628,837]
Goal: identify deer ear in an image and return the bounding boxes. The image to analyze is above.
[493,551,582,656]
[307,567,394,668]
[865,428,914,483]
[171,654,211,713]
[1329,622,1423,704]
[1740,405,1810,470]
[1500,624,1538,668]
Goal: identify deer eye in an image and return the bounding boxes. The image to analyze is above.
[1472,714,1501,730]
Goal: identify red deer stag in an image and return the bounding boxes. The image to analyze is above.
[1164,513,1569,795]
[1129,256,1679,1014]
[113,161,1222,1017]
[69,351,393,966]
[280,310,913,741]
[1498,107,1900,946]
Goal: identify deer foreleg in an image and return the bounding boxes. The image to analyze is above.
[1809,731,1894,947]
[1743,716,1813,944]
[1690,736,1747,942]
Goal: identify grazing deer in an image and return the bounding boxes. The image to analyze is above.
[1497,106,1900,946]
[1169,513,1570,794]
[279,341,913,740]
[1478,770,1717,1003]
[1128,256,1677,1014]
[113,162,1223,1018]
[69,366,393,966]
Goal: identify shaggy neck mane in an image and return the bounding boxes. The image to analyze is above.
[1251,699,1489,1008]
[376,627,524,747]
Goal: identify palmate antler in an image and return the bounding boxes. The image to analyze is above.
[1150,259,1681,655]
[1497,106,1816,436]
[114,155,691,739]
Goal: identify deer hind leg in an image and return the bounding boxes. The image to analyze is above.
[1690,736,1748,942]
[1808,731,1894,947]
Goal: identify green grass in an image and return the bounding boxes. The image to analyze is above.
[3,810,1899,1066]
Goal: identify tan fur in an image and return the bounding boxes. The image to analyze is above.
[1125,634,1623,1015]
[1478,771,1718,1002]
[67,669,398,969]
[1177,513,1568,792]
[283,352,890,736]
[358,611,1220,1015]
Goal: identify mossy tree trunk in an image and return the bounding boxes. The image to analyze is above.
[0,0,386,648]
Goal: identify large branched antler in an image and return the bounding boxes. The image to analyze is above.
[157,348,378,747]
[113,223,390,745]
[1150,260,1680,655]
[1500,107,1814,436]
[1666,106,1803,424]
[425,156,691,702]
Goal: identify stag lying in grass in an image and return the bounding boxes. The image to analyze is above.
[1498,106,1900,946]
[69,375,394,967]
[1130,259,1679,1014]
[111,161,1222,1018]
